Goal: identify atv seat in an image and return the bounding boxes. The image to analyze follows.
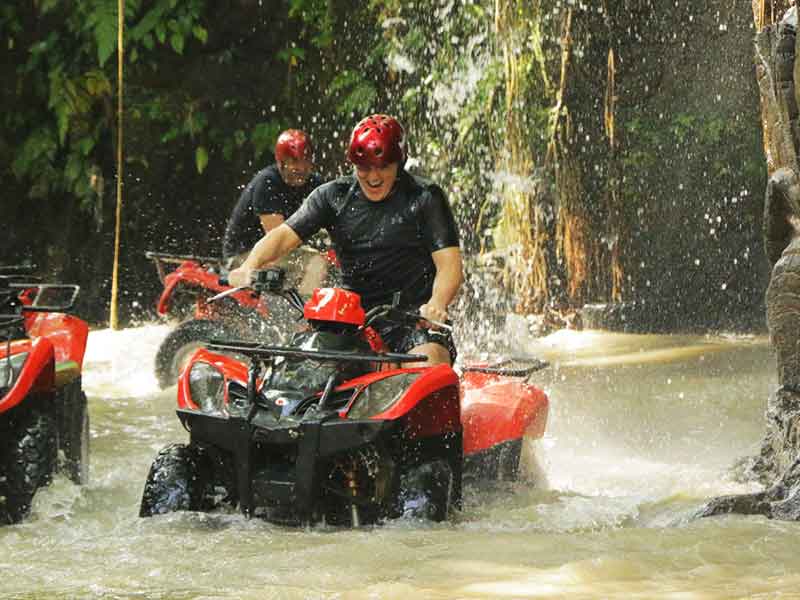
[55,360,81,387]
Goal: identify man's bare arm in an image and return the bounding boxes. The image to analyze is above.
[259,214,285,235]
[228,224,302,287]
[420,247,463,324]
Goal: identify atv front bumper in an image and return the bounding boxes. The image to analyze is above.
[177,408,461,524]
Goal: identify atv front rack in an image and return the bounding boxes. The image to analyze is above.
[207,340,426,365]
[145,251,223,283]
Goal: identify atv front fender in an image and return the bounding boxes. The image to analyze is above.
[0,338,55,414]
[157,262,260,317]
[26,312,89,368]
[461,374,549,456]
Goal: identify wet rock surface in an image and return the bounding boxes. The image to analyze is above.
[700,12,800,520]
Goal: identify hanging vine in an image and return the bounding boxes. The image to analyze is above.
[492,0,554,313]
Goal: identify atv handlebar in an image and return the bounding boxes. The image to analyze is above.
[246,267,452,331]
[207,340,426,364]
[362,304,453,332]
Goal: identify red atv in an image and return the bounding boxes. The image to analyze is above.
[139,268,549,526]
[0,267,90,525]
[145,251,301,389]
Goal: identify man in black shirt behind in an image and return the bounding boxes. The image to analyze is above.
[229,114,464,366]
[222,129,328,294]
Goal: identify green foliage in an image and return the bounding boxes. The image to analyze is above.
[368,0,559,252]
[87,0,118,66]
[277,46,306,65]
[251,121,284,160]
[195,145,208,174]
[4,0,382,210]
[328,70,378,116]
[623,112,735,177]
[288,0,333,49]
[4,0,209,208]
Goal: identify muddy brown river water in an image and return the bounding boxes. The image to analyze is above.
[1,324,796,599]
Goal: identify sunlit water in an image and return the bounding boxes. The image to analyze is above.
[2,322,798,599]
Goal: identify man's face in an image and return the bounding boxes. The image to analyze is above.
[355,162,399,202]
[277,157,313,187]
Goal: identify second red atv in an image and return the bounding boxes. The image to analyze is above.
[0,267,90,525]
[139,268,549,526]
[145,251,301,389]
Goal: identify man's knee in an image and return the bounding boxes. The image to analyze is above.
[408,342,452,367]
[296,248,329,295]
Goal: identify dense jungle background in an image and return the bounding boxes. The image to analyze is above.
[0,0,772,331]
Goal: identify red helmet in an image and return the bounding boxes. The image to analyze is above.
[303,288,366,326]
[275,129,312,162]
[346,114,406,168]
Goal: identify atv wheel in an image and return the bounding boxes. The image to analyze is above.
[463,438,523,482]
[0,401,58,525]
[497,438,523,481]
[59,378,90,485]
[154,319,234,389]
[399,460,454,522]
[139,443,216,517]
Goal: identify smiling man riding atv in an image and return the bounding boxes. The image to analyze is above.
[137,117,549,526]
[229,114,464,367]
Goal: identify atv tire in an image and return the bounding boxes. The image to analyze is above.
[58,378,90,485]
[0,400,58,525]
[399,460,454,522]
[154,319,234,389]
[497,438,523,481]
[139,443,216,517]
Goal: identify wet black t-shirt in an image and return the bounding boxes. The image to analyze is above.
[222,164,321,259]
[285,171,460,309]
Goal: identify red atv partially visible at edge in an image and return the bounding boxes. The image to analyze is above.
[0,266,90,525]
[146,251,300,389]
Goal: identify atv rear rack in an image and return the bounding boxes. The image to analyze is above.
[462,357,548,377]
[0,315,25,345]
[0,265,37,275]
[207,340,426,365]
[0,315,24,331]
[0,284,80,313]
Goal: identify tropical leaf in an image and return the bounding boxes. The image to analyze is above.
[12,127,58,179]
[129,6,166,41]
[170,31,184,54]
[251,121,283,159]
[192,24,207,43]
[87,0,118,66]
[195,145,208,174]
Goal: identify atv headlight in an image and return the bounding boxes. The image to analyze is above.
[347,373,420,419]
[0,352,28,395]
[188,362,225,414]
